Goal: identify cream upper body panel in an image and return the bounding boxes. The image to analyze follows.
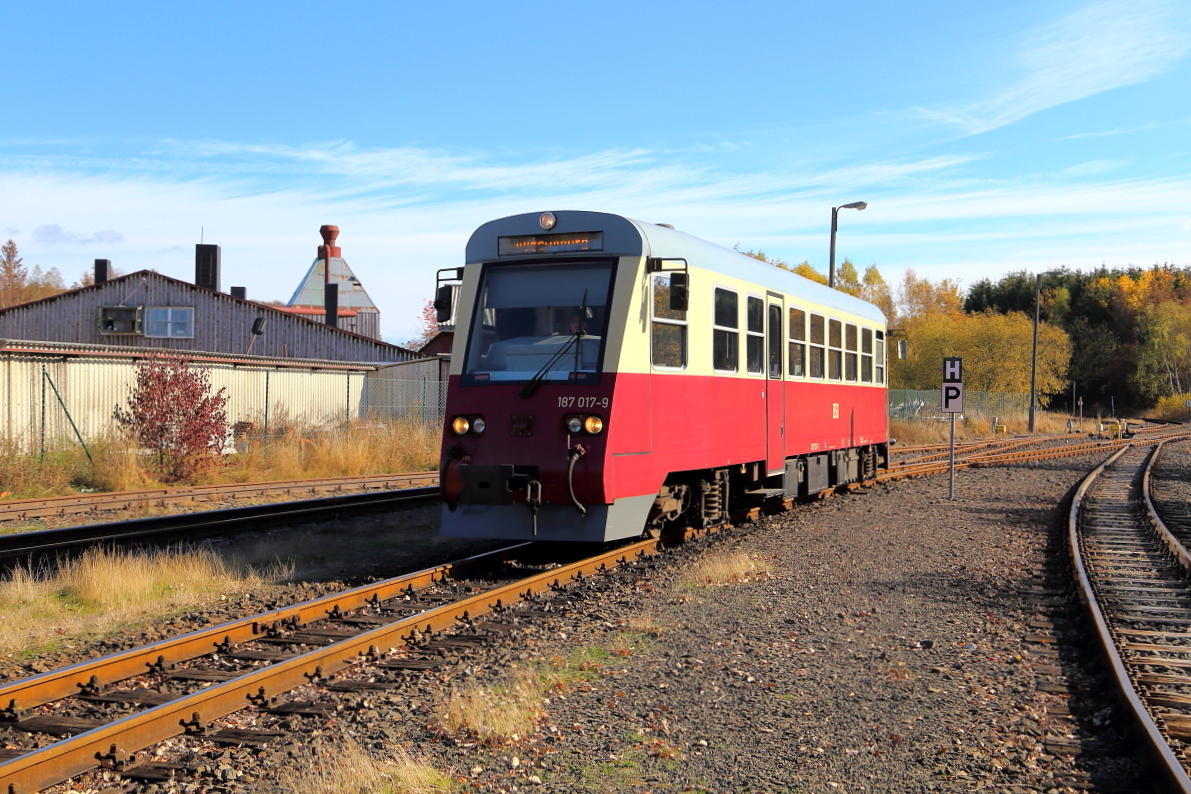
[450,211,886,381]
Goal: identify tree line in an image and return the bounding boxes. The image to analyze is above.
[0,240,115,310]
[742,245,1191,413]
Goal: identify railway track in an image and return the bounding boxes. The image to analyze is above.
[0,472,436,524]
[1068,441,1191,791]
[0,527,717,793]
[0,487,439,568]
[879,424,1191,483]
[3,425,1186,567]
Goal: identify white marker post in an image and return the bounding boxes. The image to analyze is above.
[941,357,964,500]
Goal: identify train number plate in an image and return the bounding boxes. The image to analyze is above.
[557,396,609,409]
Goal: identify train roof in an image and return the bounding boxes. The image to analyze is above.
[467,211,886,325]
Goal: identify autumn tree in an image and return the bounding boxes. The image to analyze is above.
[0,240,28,309]
[113,357,230,482]
[71,263,124,289]
[1135,302,1191,401]
[405,298,439,351]
[859,264,895,320]
[890,310,1069,399]
[734,244,829,286]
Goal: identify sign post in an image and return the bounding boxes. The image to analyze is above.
[941,358,963,500]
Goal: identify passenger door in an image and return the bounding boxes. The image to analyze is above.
[766,295,785,475]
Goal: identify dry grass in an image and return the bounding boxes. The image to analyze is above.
[442,650,606,745]
[0,546,288,657]
[272,738,449,794]
[0,417,440,501]
[0,436,156,500]
[889,409,1091,446]
[444,665,546,745]
[679,551,773,589]
[216,417,439,485]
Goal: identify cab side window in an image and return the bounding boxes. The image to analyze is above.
[651,273,686,369]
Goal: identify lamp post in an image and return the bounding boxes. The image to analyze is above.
[1028,270,1062,433]
[829,201,867,289]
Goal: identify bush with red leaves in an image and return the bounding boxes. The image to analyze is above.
[114,356,230,482]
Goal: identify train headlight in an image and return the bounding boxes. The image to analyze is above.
[471,417,486,435]
[583,416,604,434]
[451,416,470,435]
[566,416,584,434]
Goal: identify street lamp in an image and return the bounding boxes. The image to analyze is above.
[1028,270,1062,433]
[829,201,867,289]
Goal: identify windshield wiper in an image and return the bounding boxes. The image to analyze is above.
[519,291,588,400]
[519,331,582,399]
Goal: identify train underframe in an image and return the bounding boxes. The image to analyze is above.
[645,443,889,535]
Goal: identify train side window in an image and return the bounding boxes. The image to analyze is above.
[867,326,876,380]
[651,273,686,369]
[712,288,739,372]
[746,296,764,374]
[861,328,873,383]
[844,323,858,381]
[875,330,885,384]
[788,307,806,378]
[808,313,825,379]
[828,319,843,380]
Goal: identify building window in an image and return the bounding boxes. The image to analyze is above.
[98,306,142,335]
[651,274,686,369]
[712,288,739,372]
[788,306,806,378]
[145,307,195,338]
[828,318,843,380]
[746,296,764,374]
[808,313,825,379]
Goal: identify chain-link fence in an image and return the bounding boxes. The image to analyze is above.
[887,389,1030,422]
[1,349,448,454]
[359,378,448,424]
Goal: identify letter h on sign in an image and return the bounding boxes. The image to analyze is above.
[942,357,962,383]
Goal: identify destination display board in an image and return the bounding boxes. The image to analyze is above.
[498,232,604,256]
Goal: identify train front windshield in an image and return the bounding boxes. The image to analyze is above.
[462,261,613,385]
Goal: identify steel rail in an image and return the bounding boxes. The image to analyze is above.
[877,430,1191,483]
[0,536,672,793]
[1068,443,1191,792]
[0,472,437,523]
[893,436,1043,466]
[0,487,439,566]
[0,543,527,719]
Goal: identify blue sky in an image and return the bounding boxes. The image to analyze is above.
[2,0,1189,343]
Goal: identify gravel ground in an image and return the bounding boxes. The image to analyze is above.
[401,456,1152,794]
[8,455,1160,793]
[1153,439,1191,535]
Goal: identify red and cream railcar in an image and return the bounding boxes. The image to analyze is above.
[438,211,888,542]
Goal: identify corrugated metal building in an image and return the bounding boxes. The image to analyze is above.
[0,269,415,363]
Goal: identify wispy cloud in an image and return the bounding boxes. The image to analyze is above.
[1062,121,1161,139]
[32,224,125,245]
[916,1,1190,135]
